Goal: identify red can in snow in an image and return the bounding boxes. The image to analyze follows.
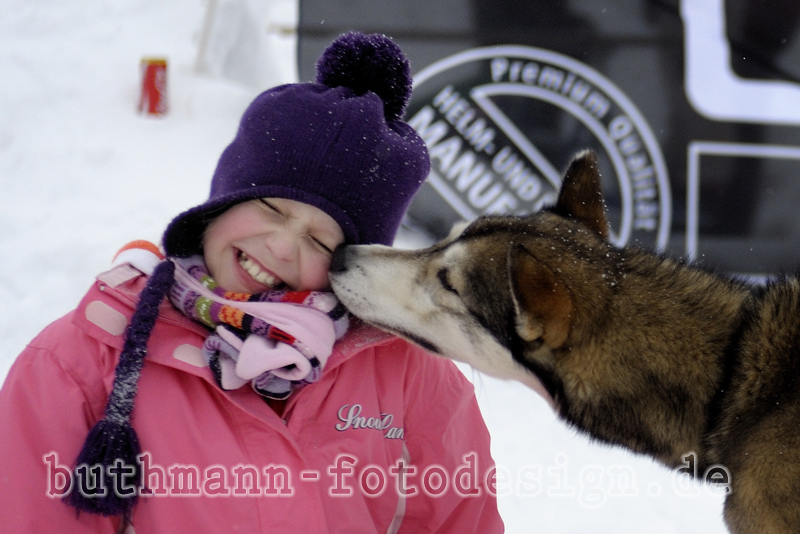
[138,57,168,115]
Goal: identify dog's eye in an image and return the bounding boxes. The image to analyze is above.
[437,268,459,295]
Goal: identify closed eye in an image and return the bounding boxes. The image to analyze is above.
[257,199,281,214]
[309,236,334,256]
[437,268,458,295]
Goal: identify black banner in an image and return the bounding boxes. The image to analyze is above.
[298,0,800,276]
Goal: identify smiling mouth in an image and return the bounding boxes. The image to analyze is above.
[237,251,284,289]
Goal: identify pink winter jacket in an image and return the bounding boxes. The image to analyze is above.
[0,263,503,533]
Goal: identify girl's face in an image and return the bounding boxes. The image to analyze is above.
[203,197,345,293]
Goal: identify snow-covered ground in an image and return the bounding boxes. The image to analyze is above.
[0,1,728,531]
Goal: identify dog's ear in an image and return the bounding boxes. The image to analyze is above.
[553,150,609,240]
[508,244,572,348]
[446,220,470,241]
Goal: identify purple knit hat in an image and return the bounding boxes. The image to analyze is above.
[163,31,430,255]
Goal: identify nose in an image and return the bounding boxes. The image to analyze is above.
[329,245,350,273]
[265,232,298,262]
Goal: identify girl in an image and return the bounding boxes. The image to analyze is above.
[0,32,502,533]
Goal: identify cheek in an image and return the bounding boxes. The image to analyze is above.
[201,211,249,281]
[202,223,228,271]
[202,214,233,255]
[201,239,224,284]
[300,256,334,291]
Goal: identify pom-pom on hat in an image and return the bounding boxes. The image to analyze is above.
[163,31,430,255]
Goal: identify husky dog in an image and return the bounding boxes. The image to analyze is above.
[329,150,800,533]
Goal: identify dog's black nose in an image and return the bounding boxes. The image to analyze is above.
[329,245,350,273]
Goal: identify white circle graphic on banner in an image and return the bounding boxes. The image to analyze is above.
[406,45,671,250]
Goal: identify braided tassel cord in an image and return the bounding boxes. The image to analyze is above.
[65,260,175,519]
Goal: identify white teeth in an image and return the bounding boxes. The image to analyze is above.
[238,252,280,288]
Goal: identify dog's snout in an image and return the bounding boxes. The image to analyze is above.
[329,245,351,273]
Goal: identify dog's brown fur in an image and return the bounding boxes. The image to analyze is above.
[330,151,800,533]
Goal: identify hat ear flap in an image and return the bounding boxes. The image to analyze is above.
[65,260,175,519]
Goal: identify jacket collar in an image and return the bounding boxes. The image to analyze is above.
[75,264,396,381]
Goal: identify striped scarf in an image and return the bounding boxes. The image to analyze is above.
[169,255,349,399]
